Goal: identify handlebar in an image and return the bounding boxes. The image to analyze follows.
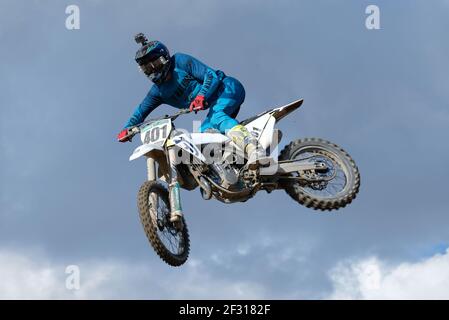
[125,107,206,140]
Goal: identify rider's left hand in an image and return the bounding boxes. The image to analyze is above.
[189,95,206,112]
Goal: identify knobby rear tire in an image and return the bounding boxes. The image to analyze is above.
[279,138,360,211]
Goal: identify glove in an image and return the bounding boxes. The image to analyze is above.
[117,128,131,142]
[189,95,206,112]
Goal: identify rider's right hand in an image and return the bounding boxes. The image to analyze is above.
[117,128,131,142]
[189,95,207,113]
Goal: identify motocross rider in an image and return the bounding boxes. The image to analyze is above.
[117,33,265,167]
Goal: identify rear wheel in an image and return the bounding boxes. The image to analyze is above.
[279,138,360,211]
[138,181,190,266]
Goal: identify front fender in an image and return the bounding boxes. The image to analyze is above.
[129,143,164,161]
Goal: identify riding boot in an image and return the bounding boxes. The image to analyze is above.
[226,124,270,169]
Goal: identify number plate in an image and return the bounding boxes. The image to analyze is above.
[140,119,172,146]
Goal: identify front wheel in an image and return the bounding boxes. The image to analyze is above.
[279,138,360,211]
[138,181,190,266]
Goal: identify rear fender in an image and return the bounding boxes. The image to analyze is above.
[243,99,303,151]
[269,99,303,122]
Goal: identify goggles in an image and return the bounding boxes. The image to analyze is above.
[139,56,168,78]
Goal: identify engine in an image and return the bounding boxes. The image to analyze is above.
[209,161,241,191]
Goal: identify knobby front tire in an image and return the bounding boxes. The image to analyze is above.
[138,181,190,266]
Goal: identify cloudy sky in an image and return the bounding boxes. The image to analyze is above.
[1,0,449,299]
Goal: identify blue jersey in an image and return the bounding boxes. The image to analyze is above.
[124,52,226,128]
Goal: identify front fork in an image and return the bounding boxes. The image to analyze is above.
[146,147,183,227]
[166,146,183,221]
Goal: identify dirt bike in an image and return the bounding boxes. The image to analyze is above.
[123,99,360,267]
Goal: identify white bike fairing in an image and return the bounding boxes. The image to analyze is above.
[130,99,303,162]
[244,113,276,150]
[130,114,275,162]
[189,132,230,145]
[171,133,206,162]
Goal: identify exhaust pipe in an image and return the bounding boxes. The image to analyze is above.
[199,177,212,200]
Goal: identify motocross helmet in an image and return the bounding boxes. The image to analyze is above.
[134,33,171,84]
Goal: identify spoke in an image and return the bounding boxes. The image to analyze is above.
[160,229,172,246]
[163,231,175,252]
[166,234,178,253]
[330,183,341,194]
[292,146,352,199]
[335,180,345,188]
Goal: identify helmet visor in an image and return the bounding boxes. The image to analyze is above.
[139,56,168,77]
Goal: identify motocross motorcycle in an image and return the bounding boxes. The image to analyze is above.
[123,99,360,266]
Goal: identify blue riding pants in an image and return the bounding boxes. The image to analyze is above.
[200,77,245,133]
